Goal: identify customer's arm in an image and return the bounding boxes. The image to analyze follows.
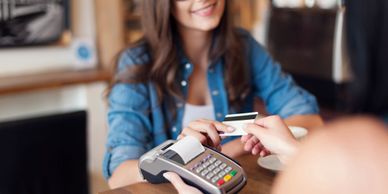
[104,82,153,189]
[108,160,143,189]
[273,117,388,194]
[103,51,153,189]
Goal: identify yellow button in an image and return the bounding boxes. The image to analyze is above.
[223,175,232,182]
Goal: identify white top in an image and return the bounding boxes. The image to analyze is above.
[182,103,215,128]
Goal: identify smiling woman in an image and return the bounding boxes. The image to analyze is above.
[172,0,225,31]
[104,0,321,189]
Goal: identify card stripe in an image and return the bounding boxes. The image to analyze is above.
[223,114,257,121]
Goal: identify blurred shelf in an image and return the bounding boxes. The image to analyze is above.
[0,69,112,95]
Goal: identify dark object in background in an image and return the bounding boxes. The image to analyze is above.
[267,6,346,108]
[268,7,337,81]
[345,0,388,115]
[0,0,70,47]
[0,111,89,194]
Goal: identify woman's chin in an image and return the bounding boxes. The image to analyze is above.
[191,21,221,32]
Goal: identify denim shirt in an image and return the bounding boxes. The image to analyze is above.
[102,30,319,179]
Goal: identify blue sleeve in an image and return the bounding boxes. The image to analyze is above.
[102,49,153,180]
[247,35,319,118]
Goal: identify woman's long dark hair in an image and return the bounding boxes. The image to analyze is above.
[346,0,388,114]
[109,0,250,112]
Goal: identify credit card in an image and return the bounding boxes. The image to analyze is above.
[220,112,261,136]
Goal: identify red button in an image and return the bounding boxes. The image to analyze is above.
[217,179,225,186]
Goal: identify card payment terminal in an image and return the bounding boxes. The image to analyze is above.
[139,136,247,194]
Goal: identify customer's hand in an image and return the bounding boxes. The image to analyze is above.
[242,115,299,163]
[163,172,203,194]
[179,119,234,151]
[241,134,271,157]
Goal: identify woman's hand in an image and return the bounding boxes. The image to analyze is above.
[163,172,203,194]
[179,119,234,151]
[242,115,299,163]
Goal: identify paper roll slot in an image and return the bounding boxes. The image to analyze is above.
[166,136,205,164]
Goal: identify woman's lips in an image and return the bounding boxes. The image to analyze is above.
[191,3,216,17]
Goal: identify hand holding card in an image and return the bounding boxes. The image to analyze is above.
[220,112,261,136]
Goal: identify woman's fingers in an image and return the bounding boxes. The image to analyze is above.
[188,120,233,147]
[181,127,207,144]
[196,123,220,147]
[190,119,234,133]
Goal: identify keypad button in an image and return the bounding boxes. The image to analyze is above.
[207,164,215,171]
[201,169,209,176]
[195,166,204,173]
[213,168,221,174]
[218,171,226,177]
[214,160,222,166]
[223,174,232,182]
[202,161,210,168]
[230,170,237,176]
[209,157,217,163]
[224,166,232,173]
[217,179,225,186]
[219,163,227,169]
[211,176,219,183]
[206,172,214,179]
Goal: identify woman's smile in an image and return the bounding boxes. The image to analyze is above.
[191,2,217,17]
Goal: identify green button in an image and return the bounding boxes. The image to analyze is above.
[230,170,237,176]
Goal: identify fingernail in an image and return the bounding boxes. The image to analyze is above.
[227,127,235,132]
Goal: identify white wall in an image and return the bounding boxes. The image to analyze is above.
[0,82,110,193]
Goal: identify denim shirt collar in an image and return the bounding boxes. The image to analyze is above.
[175,33,222,75]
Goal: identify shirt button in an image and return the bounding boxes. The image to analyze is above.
[212,90,219,96]
[216,113,223,118]
[172,127,177,132]
[185,63,191,69]
[181,80,188,87]
[176,103,183,108]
